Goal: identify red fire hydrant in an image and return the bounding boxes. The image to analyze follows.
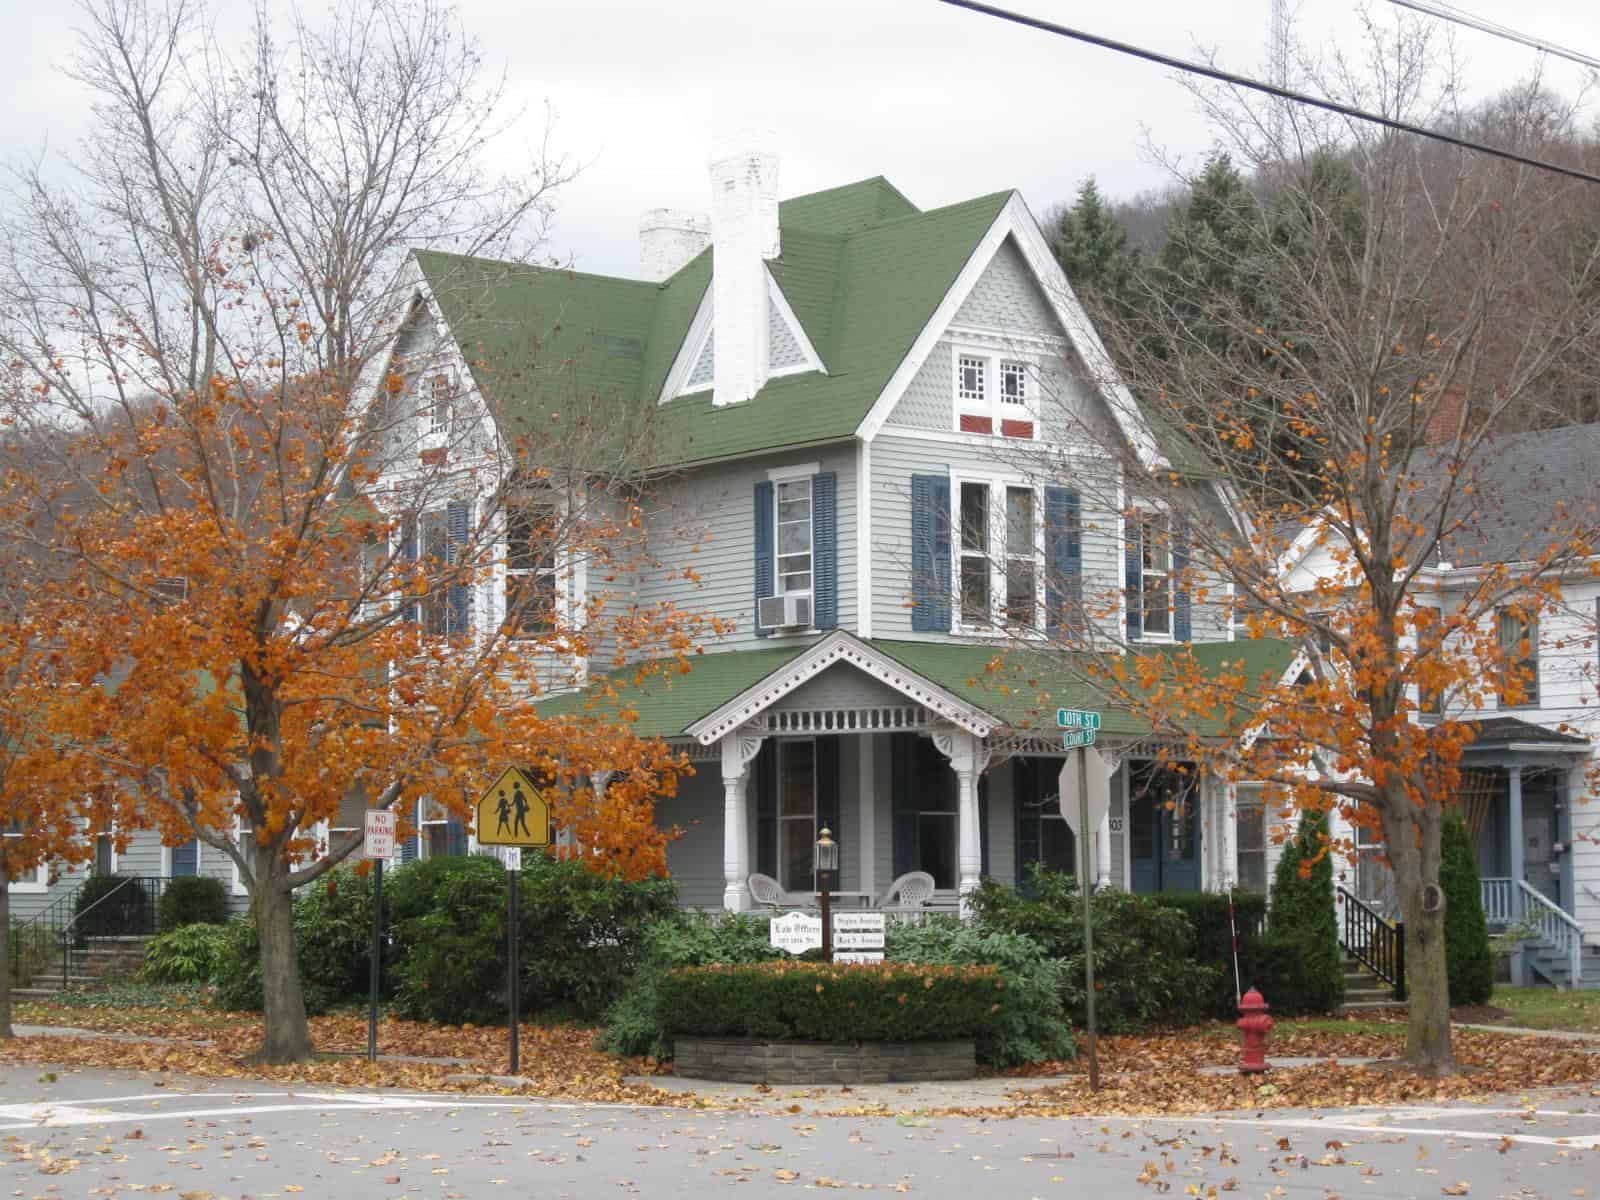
[1237,987,1274,1074]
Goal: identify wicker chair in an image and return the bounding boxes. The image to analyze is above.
[747,872,804,910]
[877,870,936,915]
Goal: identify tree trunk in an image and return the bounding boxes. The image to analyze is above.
[250,879,313,1063]
[1402,887,1454,1075]
[1,875,13,1040]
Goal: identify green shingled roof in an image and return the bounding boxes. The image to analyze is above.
[541,636,1300,741]
[415,180,1010,469]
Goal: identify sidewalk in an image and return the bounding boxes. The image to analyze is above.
[11,1024,479,1067]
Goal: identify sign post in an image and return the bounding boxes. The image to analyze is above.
[1057,708,1102,1091]
[476,768,552,1076]
[362,810,397,1064]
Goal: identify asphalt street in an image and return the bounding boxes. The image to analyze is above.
[2,1064,1597,1198]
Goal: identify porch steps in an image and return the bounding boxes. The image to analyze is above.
[10,936,151,998]
[1526,941,1600,991]
[1338,955,1406,1014]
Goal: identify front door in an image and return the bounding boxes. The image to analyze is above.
[1128,761,1201,894]
[1522,777,1561,909]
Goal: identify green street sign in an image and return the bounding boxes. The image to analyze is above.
[1060,728,1097,749]
[1057,708,1102,731]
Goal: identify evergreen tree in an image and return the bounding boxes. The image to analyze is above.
[1052,177,1141,322]
[1268,809,1345,1012]
[1440,815,1494,1006]
[1154,153,1261,357]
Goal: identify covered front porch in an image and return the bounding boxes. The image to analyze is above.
[639,632,1269,912]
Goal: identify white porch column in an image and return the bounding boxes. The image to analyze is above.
[1507,764,1526,985]
[720,725,765,912]
[858,734,878,903]
[933,727,989,914]
[1097,810,1113,888]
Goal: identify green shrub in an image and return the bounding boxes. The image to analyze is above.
[658,961,1008,1043]
[970,867,1220,1031]
[73,874,152,939]
[7,920,55,988]
[158,876,229,931]
[210,919,263,1011]
[388,855,508,1024]
[600,912,780,1059]
[887,918,1075,1065]
[516,854,678,1018]
[1149,891,1269,1017]
[1266,810,1344,1013]
[143,922,235,983]
[1441,814,1493,1006]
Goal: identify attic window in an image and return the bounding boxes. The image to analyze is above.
[426,373,454,435]
[954,350,1036,439]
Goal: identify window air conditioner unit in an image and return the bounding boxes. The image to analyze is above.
[759,593,811,630]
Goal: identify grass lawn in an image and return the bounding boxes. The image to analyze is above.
[1483,987,1600,1033]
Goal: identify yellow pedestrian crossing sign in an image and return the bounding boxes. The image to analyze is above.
[476,767,551,848]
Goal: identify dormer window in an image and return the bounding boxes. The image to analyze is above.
[954,349,1036,439]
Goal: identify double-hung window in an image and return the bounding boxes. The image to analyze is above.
[1234,786,1266,893]
[2,819,48,891]
[505,495,558,637]
[419,510,450,637]
[1135,510,1173,638]
[425,372,453,436]
[775,478,814,598]
[1496,607,1539,708]
[954,350,1036,439]
[957,479,1040,629]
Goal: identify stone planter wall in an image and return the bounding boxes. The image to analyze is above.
[673,1036,976,1084]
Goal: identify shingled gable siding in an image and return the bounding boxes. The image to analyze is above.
[636,447,856,651]
[869,434,1122,641]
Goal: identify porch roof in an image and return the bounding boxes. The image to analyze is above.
[540,634,1299,743]
[1456,716,1590,750]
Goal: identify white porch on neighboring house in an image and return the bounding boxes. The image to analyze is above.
[641,632,1255,913]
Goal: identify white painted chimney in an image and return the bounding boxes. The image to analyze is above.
[638,209,711,283]
[708,135,780,407]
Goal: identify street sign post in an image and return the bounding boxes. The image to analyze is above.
[475,768,554,1075]
[1056,709,1103,1092]
[362,811,397,1063]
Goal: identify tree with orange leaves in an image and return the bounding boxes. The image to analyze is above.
[1015,22,1600,1073]
[0,0,714,1063]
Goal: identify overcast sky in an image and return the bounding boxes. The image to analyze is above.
[3,0,1597,278]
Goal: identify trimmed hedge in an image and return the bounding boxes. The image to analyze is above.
[158,875,229,931]
[1442,814,1493,1005]
[1149,891,1268,1017]
[658,961,1008,1043]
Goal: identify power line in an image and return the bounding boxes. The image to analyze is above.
[1387,0,1600,74]
[935,0,1600,188]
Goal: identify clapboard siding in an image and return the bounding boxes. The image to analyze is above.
[636,445,857,652]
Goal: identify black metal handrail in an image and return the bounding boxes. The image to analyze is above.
[1337,885,1406,1001]
[8,875,169,991]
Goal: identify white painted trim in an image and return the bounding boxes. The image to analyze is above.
[766,461,821,482]
[766,272,828,376]
[1,833,48,892]
[856,193,1166,474]
[686,630,997,745]
[660,288,714,402]
[872,423,1115,459]
[950,341,1041,439]
[857,439,873,638]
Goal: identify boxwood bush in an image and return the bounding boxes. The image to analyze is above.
[158,875,230,931]
[658,960,1008,1043]
[600,912,780,1059]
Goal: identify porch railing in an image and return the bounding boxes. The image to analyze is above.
[1481,877,1516,926]
[1518,880,1584,988]
[1336,885,1406,1000]
[8,875,168,991]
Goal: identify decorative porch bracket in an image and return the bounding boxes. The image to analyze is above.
[720,724,766,912]
[932,726,992,915]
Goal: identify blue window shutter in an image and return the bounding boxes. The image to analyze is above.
[170,838,198,877]
[400,828,419,864]
[1173,521,1192,643]
[753,480,774,638]
[811,472,837,629]
[446,818,468,857]
[1125,516,1143,642]
[400,514,419,625]
[445,501,472,636]
[1014,761,1041,888]
[1045,486,1082,636]
[756,744,777,877]
[910,474,952,632]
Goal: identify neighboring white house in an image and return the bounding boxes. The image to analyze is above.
[1281,423,1600,989]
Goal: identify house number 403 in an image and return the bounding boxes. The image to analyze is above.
[1108,817,1124,833]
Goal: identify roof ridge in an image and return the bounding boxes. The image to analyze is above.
[415,248,658,292]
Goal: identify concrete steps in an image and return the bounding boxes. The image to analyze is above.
[1339,956,1406,1014]
[10,936,150,997]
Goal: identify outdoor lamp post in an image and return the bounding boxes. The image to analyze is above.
[814,826,837,962]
